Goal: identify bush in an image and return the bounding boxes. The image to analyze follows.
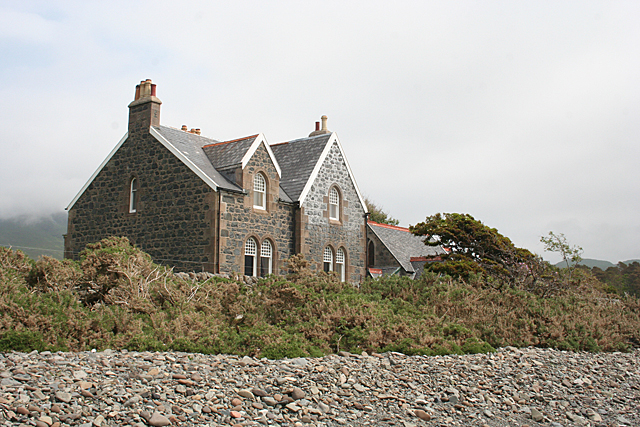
[0,242,638,356]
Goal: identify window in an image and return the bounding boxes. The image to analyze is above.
[323,246,333,272]
[244,238,257,276]
[329,187,339,220]
[253,173,266,209]
[260,240,272,277]
[129,177,138,213]
[336,248,346,281]
[368,241,375,267]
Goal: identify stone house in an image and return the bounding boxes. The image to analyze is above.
[65,80,369,282]
[65,79,443,282]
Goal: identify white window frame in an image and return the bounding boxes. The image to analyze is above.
[336,248,345,282]
[329,187,339,220]
[323,246,334,272]
[260,239,273,276]
[253,173,266,210]
[245,238,257,277]
[129,177,138,213]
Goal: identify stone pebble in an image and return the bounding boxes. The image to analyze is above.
[0,346,638,426]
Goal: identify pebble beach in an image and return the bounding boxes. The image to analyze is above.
[1,347,638,427]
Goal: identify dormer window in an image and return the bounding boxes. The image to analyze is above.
[329,187,339,220]
[253,173,266,210]
[129,177,138,213]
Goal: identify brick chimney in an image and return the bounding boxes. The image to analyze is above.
[128,79,162,134]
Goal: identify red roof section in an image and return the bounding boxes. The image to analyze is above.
[202,134,259,149]
[367,220,411,232]
[270,141,289,147]
[410,256,443,262]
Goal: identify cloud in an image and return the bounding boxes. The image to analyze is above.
[0,1,639,262]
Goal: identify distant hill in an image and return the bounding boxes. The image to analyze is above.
[0,212,67,260]
[554,258,640,270]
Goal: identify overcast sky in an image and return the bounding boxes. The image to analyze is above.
[1,1,639,263]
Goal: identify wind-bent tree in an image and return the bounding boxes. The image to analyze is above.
[410,213,539,285]
[364,197,399,226]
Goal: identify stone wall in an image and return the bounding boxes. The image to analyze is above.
[217,143,296,275]
[66,131,218,272]
[301,142,366,282]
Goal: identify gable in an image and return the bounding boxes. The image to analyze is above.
[203,133,281,178]
[66,126,244,211]
[298,134,366,210]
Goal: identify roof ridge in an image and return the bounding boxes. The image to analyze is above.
[368,220,410,232]
[203,134,258,148]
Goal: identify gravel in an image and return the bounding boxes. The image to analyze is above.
[0,346,638,426]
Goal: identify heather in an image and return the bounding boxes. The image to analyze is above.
[0,237,638,357]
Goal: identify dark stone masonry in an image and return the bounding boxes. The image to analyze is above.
[65,80,370,280]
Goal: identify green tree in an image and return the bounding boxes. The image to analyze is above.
[410,213,539,285]
[364,197,399,226]
[540,232,583,269]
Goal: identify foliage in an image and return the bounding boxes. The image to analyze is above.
[0,237,638,357]
[364,197,399,226]
[541,232,582,274]
[591,261,640,297]
[410,213,540,286]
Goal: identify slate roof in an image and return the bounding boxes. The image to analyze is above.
[202,135,258,170]
[270,134,333,201]
[151,126,242,192]
[69,124,345,210]
[368,221,445,273]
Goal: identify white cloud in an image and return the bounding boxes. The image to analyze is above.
[0,0,639,262]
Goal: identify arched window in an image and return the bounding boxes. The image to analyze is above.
[368,240,375,267]
[244,238,257,276]
[260,239,272,277]
[129,177,138,213]
[336,248,346,281]
[329,187,339,220]
[253,173,266,209]
[323,246,334,272]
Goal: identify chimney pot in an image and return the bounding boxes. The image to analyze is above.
[128,79,162,132]
[315,121,320,131]
[321,115,328,131]
[181,125,187,131]
[190,128,196,133]
[195,128,201,135]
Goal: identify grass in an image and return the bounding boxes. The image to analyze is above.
[0,237,638,357]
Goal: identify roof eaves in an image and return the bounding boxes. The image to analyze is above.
[66,132,129,210]
[150,127,220,191]
[241,133,282,178]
